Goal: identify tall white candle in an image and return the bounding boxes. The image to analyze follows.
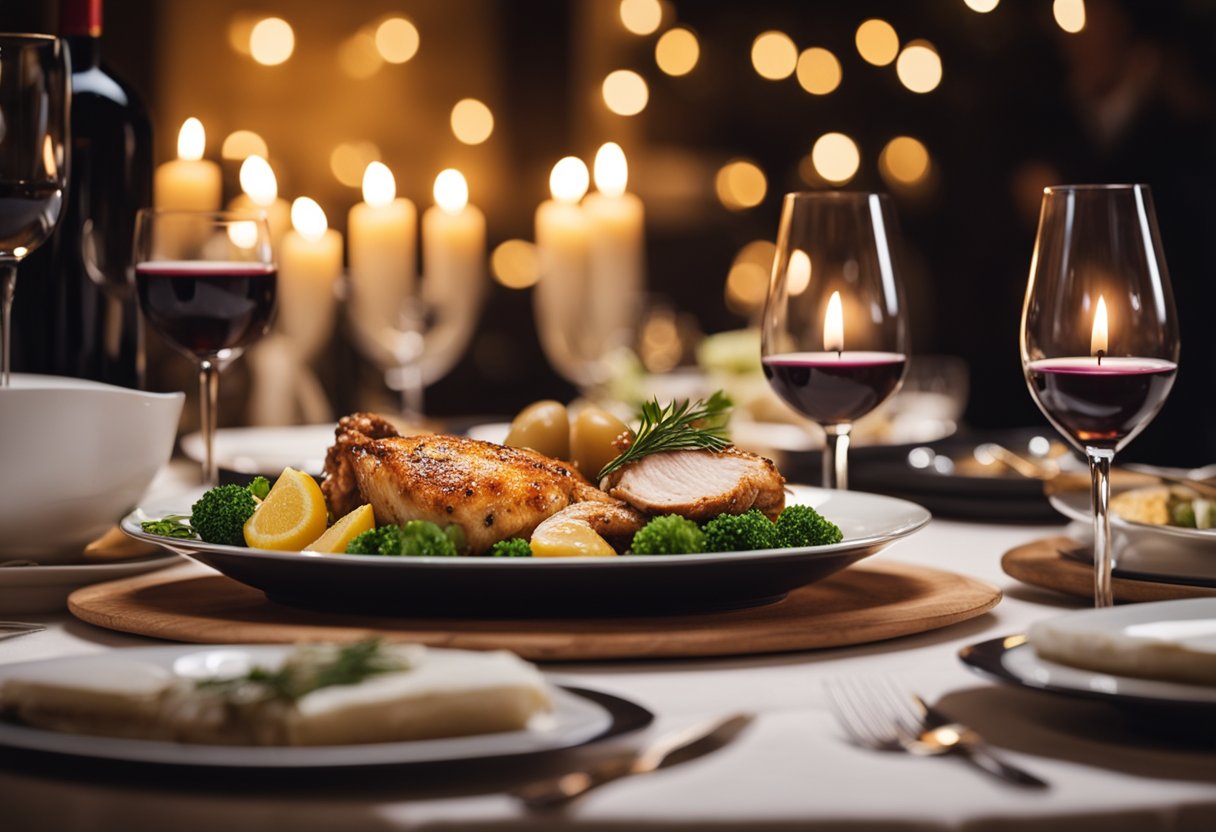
[154,118,222,211]
[228,154,290,253]
[347,161,416,333]
[583,142,645,353]
[534,157,591,382]
[280,197,342,357]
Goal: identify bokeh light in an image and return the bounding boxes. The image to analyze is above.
[450,99,494,145]
[655,27,699,76]
[250,17,294,66]
[751,31,798,81]
[964,0,1001,12]
[715,160,767,210]
[879,136,931,187]
[338,31,382,79]
[855,19,899,67]
[1053,0,1086,33]
[786,249,812,296]
[796,47,842,95]
[491,239,539,289]
[375,16,420,63]
[221,130,268,161]
[619,0,663,36]
[550,157,590,203]
[812,133,860,184]
[725,240,777,314]
[330,141,381,187]
[896,40,943,94]
[602,70,650,116]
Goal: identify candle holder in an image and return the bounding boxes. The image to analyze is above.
[1021,184,1179,608]
[760,192,910,489]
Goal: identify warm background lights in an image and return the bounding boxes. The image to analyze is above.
[811,132,860,184]
[375,17,420,63]
[221,130,268,161]
[855,19,899,67]
[450,99,494,145]
[619,0,663,36]
[879,136,931,187]
[250,17,294,66]
[964,0,1001,12]
[329,141,381,187]
[715,160,767,210]
[1053,0,1087,33]
[602,70,649,116]
[751,31,798,81]
[796,47,842,95]
[491,240,540,289]
[655,27,699,76]
[896,41,943,93]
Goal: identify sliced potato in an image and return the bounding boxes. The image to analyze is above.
[504,400,570,460]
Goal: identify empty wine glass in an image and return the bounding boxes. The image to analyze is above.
[133,210,276,485]
[1021,184,1179,607]
[761,192,910,489]
[0,34,69,386]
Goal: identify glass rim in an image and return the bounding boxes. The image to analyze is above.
[783,190,891,202]
[1043,183,1149,194]
[136,208,270,223]
[0,33,60,43]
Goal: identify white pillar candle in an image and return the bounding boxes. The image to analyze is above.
[228,154,290,253]
[534,156,592,383]
[583,142,645,353]
[347,161,416,334]
[279,197,342,358]
[153,118,222,211]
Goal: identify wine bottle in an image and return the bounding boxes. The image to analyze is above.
[11,0,152,387]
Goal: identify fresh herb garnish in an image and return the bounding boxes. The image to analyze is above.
[597,391,733,481]
[197,639,409,702]
[140,515,194,539]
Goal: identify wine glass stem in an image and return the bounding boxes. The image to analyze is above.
[1087,446,1116,608]
[822,423,852,490]
[1,264,16,387]
[198,358,220,487]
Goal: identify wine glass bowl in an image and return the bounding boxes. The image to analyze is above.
[0,34,70,386]
[134,210,276,484]
[1021,184,1180,607]
[761,191,910,489]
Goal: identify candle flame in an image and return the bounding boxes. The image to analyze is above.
[824,290,844,353]
[433,168,469,215]
[362,161,396,207]
[291,197,328,242]
[593,142,628,198]
[177,117,206,162]
[1091,295,1108,357]
[239,154,278,206]
[549,156,590,204]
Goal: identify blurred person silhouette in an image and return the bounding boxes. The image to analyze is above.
[1054,0,1216,466]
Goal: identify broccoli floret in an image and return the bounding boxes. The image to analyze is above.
[141,514,194,539]
[1172,500,1197,528]
[190,485,258,546]
[702,509,777,552]
[248,476,271,501]
[345,521,458,557]
[775,504,844,547]
[489,538,533,557]
[630,514,706,555]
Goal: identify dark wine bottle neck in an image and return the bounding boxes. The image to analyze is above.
[61,0,103,37]
[65,34,102,71]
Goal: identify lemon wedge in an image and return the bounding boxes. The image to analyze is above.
[305,504,375,554]
[243,467,329,551]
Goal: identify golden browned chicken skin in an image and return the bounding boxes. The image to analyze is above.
[323,413,614,554]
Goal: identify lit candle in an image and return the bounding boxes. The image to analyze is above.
[228,155,290,252]
[280,197,342,353]
[583,142,645,352]
[347,161,416,329]
[534,158,590,358]
[1091,295,1108,362]
[824,290,844,354]
[422,168,485,302]
[154,118,222,211]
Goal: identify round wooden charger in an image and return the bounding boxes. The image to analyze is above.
[1002,535,1216,602]
[69,561,1000,662]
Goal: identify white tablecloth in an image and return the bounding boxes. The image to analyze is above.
[2,471,1215,832]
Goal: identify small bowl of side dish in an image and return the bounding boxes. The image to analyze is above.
[0,374,184,563]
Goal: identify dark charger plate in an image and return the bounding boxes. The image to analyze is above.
[121,486,930,618]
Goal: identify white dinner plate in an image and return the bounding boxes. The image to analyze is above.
[0,644,650,768]
[0,553,180,615]
[960,599,1216,712]
[1049,490,1216,586]
[121,485,931,617]
[180,425,338,478]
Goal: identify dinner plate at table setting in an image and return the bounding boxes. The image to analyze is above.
[0,644,652,768]
[0,555,181,615]
[180,425,338,479]
[960,599,1216,714]
[120,485,931,617]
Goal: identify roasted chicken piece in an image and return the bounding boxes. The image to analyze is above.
[323,413,616,554]
[603,448,786,520]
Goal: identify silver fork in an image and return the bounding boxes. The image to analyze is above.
[825,677,1047,788]
[0,621,46,642]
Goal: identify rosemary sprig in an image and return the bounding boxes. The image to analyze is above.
[197,639,409,702]
[597,391,733,482]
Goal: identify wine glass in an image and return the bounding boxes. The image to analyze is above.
[133,210,276,485]
[760,192,910,489]
[1021,184,1179,608]
[0,34,69,386]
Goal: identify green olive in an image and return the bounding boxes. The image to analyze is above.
[571,407,630,478]
[504,400,570,460]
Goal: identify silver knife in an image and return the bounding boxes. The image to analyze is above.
[912,695,1048,788]
[514,712,754,809]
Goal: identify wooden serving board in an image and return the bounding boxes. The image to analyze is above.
[1002,535,1216,603]
[68,561,1000,662]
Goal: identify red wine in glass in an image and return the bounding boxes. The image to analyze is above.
[135,261,277,358]
[763,352,908,425]
[1025,357,1177,448]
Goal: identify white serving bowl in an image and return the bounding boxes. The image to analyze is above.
[0,374,184,562]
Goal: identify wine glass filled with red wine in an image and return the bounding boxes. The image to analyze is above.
[1021,184,1179,608]
[761,192,910,489]
[0,34,69,386]
[134,210,276,485]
